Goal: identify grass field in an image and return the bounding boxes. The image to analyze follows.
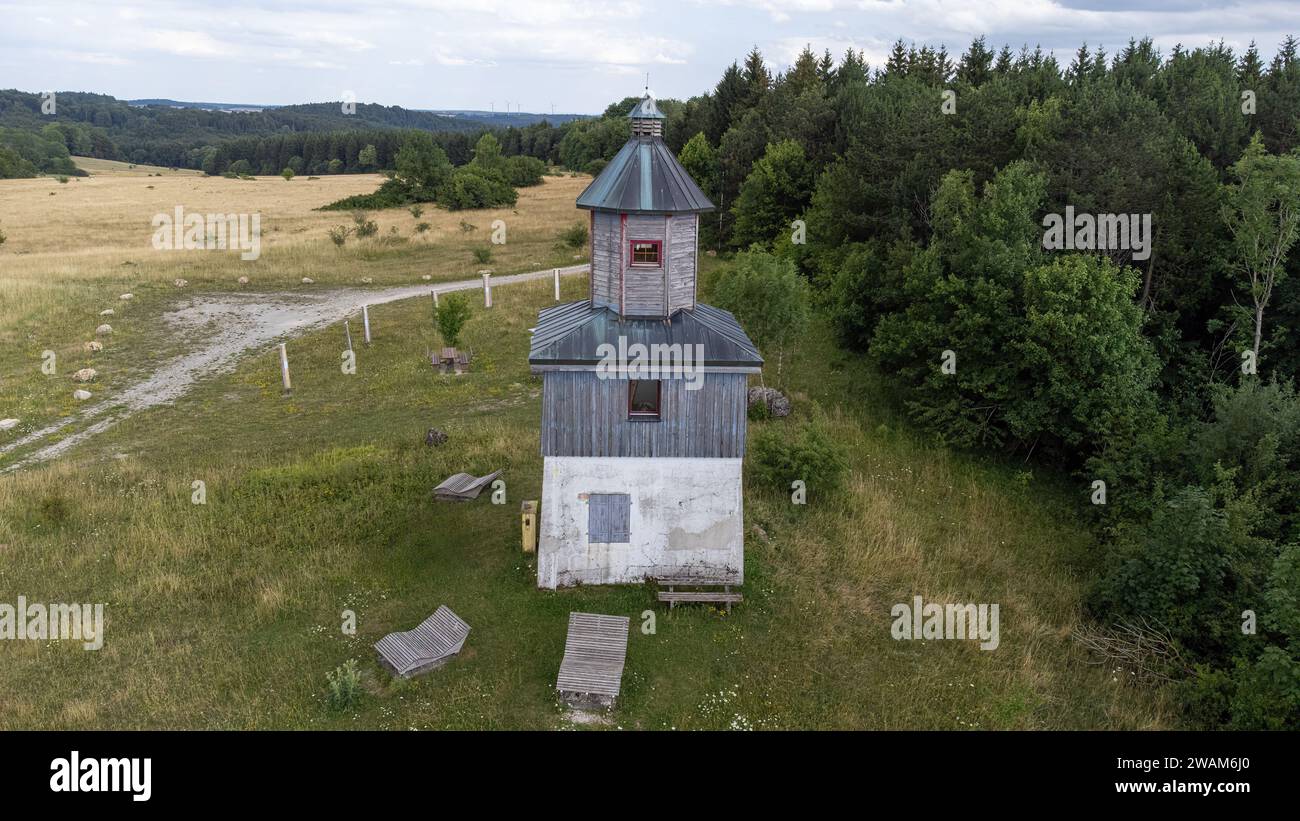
[0,162,591,464]
[0,163,1171,729]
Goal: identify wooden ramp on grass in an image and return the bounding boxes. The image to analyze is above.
[374,605,471,678]
[433,469,501,502]
[556,612,630,709]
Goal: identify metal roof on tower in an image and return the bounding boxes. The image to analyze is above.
[529,301,763,369]
[576,96,715,214]
[576,137,714,214]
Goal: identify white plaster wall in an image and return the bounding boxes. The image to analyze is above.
[538,456,744,589]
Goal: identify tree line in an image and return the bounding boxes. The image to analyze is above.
[665,36,1300,729]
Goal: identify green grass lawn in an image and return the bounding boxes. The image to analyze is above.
[0,269,1170,730]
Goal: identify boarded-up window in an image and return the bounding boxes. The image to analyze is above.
[588,493,631,543]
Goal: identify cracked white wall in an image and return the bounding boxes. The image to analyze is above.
[538,456,744,589]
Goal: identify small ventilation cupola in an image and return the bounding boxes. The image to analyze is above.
[628,94,665,137]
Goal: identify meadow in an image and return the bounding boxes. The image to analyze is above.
[0,162,1170,729]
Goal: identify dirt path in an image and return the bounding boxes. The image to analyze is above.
[0,264,587,473]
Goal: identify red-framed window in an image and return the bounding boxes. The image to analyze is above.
[628,380,661,421]
[629,239,662,267]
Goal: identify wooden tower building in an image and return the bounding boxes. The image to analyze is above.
[528,94,762,589]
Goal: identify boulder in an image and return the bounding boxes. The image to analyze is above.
[73,389,92,401]
[0,419,18,432]
[421,274,432,281]
[237,276,249,285]
[747,386,791,418]
[302,277,315,284]
[99,308,115,316]
[119,293,134,300]
[424,428,449,447]
[95,324,113,336]
[174,278,188,287]
[72,368,98,383]
[84,340,103,353]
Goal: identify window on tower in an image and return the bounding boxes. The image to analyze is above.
[628,380,661,421]
[629,239,661,267]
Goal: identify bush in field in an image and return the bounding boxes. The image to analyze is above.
[434,292,472,348]
[560,223,588,249]
[749,413,846,500]
[504,155,546,187]
[440,165,517,210]
[326,659,362,711]
[472,246,493,264]
[281,167,294,181]
[0,225,6,246]
[351,211,378,238]
[327,226,351,247]
[409,204,424,219]
[415,221,431,234]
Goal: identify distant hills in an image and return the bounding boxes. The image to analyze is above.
[125,99,587,127]
[0,89,588,175]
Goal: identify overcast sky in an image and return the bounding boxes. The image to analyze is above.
[1,0,1297,113]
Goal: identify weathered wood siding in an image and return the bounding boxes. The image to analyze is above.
[624,214,666,316]
[668,214,697,313]
[541,371,748,458]
[591,211,621,311]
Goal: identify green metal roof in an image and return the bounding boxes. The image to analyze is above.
[576,136,714,214]
[529,301,762,369]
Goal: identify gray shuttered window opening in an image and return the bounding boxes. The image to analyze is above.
[589,493,631,543]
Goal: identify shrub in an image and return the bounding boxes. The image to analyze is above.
[440,166,517,211]
[560,222,588,249]
[434,292,472,348]
[351,211,378,238]
[749,413,846,500]
[326,659,362,711]
[56,175,69,184]
[0,225,6,246]
[504,155,546,187]
[327,226,351,247]
[281,167,294,181]
[320,178,414,211]
[409,204,424,219]
[459,221,476,233]
[415,221,431,234]
[472,247,493,264]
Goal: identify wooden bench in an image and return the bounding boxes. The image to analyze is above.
[556,612,629,710]
[654,576,743,613]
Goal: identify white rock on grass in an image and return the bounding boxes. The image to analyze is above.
[84,340,103,353]
[72,368,98,383]
[119,293,134,300]
[237,276,249,285]
[174,278,188,288]
[361,277,373,284]
[0,419,19,432]
[73,389,92,401]
[421,274,432,281]
[95,324,113,335]
[99,308,115,316]
[302,277,315,284]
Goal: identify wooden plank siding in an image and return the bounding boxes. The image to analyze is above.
[668,214,697,313]
[591,211,621,312]
[624,214,667,316]
[590,212,698,318]
[541,371,748,458]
